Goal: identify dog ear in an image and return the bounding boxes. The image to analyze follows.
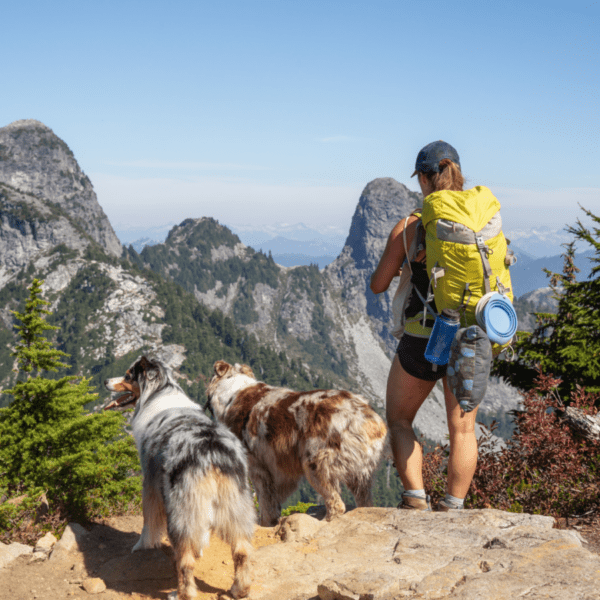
[213,360,231,378]
[240,364,255,378]
[140,356,159,380]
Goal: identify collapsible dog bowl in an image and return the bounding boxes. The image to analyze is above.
[475,292,517,345]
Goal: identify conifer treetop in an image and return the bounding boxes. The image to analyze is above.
[492,207,600,402]
[11,278,69,374]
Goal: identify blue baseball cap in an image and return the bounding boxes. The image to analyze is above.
[411,141,461,177]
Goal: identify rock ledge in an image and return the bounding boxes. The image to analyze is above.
[250,507,600,600]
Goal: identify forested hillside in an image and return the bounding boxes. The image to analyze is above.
[0,248,327,409]
[131,217,352,386]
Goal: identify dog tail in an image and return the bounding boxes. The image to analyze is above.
[167,466,255,553]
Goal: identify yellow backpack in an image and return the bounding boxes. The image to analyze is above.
[390,186,516,344]
[420,186,515,346]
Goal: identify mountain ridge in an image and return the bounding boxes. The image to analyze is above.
[1,119,525,445]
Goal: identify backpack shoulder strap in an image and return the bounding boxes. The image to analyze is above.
[402,210,424,274]
[402,216,413,275]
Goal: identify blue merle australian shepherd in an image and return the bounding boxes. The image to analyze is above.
[104,356,255,600]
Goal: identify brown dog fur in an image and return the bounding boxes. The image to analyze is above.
[206,361,388,526]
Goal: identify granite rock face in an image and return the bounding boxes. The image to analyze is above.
[250,508,600,600]
[0,119,121,257]
[0,183,91,288]
[325,177,422,355]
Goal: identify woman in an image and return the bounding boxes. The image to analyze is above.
[370,140,479,511]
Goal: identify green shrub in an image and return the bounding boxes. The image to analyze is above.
[0,279,141,539]
[281,501,317,517]
[493,208,600,403]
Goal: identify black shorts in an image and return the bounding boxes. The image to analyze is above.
[396,334,447,382]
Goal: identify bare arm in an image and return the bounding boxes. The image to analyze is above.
[370,215,420,294]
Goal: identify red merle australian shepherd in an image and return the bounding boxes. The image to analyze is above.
[206,360,388,526]
[104,356,255,600]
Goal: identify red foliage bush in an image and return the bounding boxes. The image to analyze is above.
[423,370,600,518]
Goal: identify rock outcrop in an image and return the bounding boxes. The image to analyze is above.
[0,182,92,287]
[1,509,597,600]
[0,119,121,257]
[325,177,422,350]
[250,508,599,600]
[320,178,423,406]
[0,540,32,569]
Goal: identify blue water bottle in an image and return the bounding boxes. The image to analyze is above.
[424,308,461,366]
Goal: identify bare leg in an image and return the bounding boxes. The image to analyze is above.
[443,377,479,499]
[386,355,436,490]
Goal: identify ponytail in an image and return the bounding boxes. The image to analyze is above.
[424,159,465,192]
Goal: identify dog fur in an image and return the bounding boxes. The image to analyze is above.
[206,360,388,526]
[104,356,255,600]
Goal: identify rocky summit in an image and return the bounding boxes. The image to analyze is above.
[325,178,422,372]
[0,508,598,600]
[0,119,121,257]
[251,508,600,600]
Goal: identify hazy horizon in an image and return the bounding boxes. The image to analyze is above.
[3,0,598,234]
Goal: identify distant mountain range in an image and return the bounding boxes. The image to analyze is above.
[118,225,595,297]
[509,246,595,297]
[113,223,176,252]
[506,226,582,258]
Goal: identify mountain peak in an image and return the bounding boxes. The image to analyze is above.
[4,119,53,132]
[0,119,121,256]
[343,177,422,270]
[164,217,243,250]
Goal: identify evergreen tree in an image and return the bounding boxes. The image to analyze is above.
[493,208,600,403]
[0,279,140,522]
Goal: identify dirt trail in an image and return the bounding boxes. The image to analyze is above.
[0,515,280,600]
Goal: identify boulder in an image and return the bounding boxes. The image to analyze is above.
[49,523,88,561]
[276,512,326,543]
[34,532,57,554]
[82,577,107,594]
[0,541,33,569]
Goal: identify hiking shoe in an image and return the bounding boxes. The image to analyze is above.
[436,499,464,512]
[398,493,431,511]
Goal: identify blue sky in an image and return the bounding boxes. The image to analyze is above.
[2,0,598,235]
